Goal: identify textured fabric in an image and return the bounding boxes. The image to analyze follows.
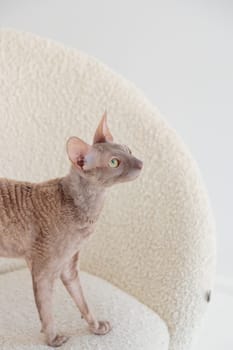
[0,268,169,350]
[0,258,25,274]
[0,29,216,349]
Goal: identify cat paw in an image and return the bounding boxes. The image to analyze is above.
[47,334,69,347]
[89,320,112,335]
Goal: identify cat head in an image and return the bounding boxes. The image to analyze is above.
[66,112,143,187]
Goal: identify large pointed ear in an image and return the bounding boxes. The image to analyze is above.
[93,111,114,144]
[66,137,92,170]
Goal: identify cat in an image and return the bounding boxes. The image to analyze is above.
[0,112,143,347]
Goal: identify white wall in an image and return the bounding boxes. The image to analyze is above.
[1,0,232,281]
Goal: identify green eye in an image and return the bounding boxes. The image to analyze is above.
[108,158,120,168]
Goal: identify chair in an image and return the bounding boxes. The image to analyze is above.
[0,29,216,350]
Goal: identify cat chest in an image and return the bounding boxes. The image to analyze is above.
[62,202,102,240]
[70,206,101,228]
[57,224,95,262]
[65,215,97,240]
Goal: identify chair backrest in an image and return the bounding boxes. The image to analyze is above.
[0,29,216,350]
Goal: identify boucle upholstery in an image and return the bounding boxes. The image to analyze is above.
[0,269,169,349]
[0,258,25,274]
[0,29,216,349]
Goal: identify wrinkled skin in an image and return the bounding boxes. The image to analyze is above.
[0,113,143,347]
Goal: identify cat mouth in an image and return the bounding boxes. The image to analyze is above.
[119,168,142,183]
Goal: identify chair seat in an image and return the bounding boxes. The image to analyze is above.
[0,268,169,350]
[0,257,26,274]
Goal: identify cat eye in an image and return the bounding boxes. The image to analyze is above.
[108,158,120,168]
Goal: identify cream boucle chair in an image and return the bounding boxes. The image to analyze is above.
[0,30,216,350]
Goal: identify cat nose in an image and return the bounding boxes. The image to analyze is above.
[135,159,143,170]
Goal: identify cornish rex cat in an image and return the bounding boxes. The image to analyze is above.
[0,113,143,347]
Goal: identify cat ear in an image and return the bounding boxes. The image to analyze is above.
[93,111,114,144]
[66,137,92,170]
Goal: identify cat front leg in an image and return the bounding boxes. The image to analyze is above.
[61,252,111,335]
[31,270,69,347]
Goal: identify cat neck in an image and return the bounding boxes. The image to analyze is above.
[61,166,106,219]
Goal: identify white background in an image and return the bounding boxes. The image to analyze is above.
[1,1,233,348]
[1,0,232,287]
